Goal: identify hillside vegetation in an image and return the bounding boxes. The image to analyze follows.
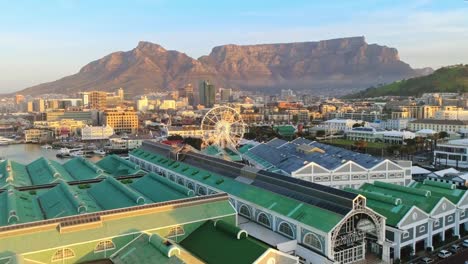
[346,64,468,98]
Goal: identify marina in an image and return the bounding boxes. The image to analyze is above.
[1,143,103,163]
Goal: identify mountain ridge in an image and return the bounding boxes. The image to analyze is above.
[344,64,468,98]
[17,37,431,96]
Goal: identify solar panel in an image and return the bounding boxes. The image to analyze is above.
[265,138,288,148]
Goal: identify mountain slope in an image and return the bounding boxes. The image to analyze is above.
[18,37,428,96]
[345,65,468,98]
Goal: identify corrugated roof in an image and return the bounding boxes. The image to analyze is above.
[111,233,185,264]
[131,148,345,232]
[96,155,144,176]
[26,157,74,185]
[355,180,468,227]
[0,161,31,188]
[246,138,384,172]
[63,157,106,180]
[131,173,194,202]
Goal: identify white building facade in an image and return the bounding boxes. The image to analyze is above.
[81,125,114,140]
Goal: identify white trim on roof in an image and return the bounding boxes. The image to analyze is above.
[332,160,368,174]
[397,206,430,229]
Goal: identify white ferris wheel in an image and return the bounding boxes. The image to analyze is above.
[200,106,246,150]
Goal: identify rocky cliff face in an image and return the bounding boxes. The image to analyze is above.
[18,37,429,96]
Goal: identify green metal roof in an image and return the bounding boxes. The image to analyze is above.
[0,187,42,226]
[0,155,145,189]
[26,157,74,185]
[238,144,254,154]
[0,160,31,188]
[345,187,411,227]
[131,148,344,232]
[411,180,466,205]
[111,233,185,264]
[0,171,211,228]
[37,181,84,219]
[355,180,468,227]
[360,182,440,214]
[96,155,144,176]
[273,125,296,136]
[131,173,194,203]
[0,198,236,260]
[180,220,269,264]
[87,177,146,210]
[63,157,107,180]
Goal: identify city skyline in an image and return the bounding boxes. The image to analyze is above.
[1,0,468,92]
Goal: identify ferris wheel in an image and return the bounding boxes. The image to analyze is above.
[201,106,246,150]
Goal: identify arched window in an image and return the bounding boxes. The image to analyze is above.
[257,213,271,228]
[177,178,184,186]
[169,174,175,181]
[95,240,116,252]
[278,222,294,239]
[187,182,195,190]
[51,248,75,262]
[303,233,322,251]
[197,186,206,195]
[167,226,185,238]
[239,205,251,218]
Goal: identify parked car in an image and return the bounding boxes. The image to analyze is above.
[463,239,468,247]
[420,257,434,263]
[438,249,452,258]
[450,244,461,253]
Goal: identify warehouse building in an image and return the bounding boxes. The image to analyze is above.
[130,141,391,264]
[241,138,412,189]
[346,180,468,261]
[0,172,295,264]
[0,154,145,189]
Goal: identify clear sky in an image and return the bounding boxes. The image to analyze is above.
[1,0,467,93]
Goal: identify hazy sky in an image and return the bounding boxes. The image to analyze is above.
[1,0,467,93]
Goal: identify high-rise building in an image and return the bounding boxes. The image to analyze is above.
[136,96,149,112]
[179,84,195,106]
[199,80,215,107]
[88,91,107,109]
[27,101,33,112]
[103,108,139,134]
[47,99,59,110]
[185,84,194,106]
[80,92,90,106]
[33,99,45,112]
[220,88,232,102]
[117,87,124,101]
[15,94,25,104]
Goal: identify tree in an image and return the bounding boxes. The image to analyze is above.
[403,138,416,146]
[183,137,202,150]
[386,145,401,156]
[354,140,368,152]
[243,132,256,140]
[438,131,449,139]
[167,134,183,141]
[316,130,326,137]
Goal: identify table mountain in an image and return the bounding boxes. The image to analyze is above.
[18,37,430,96]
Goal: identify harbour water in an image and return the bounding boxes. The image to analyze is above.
[1,144,102,164]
